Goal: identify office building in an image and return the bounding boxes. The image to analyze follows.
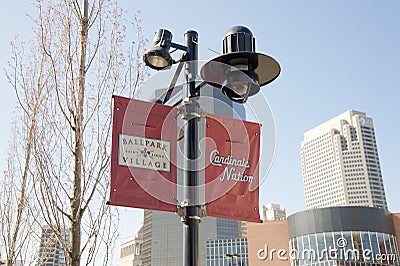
[118,224,143,266]
[142,210,241,266]
[36,225,69,266]
[301,110,387,209]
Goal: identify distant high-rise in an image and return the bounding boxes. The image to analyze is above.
[260,203,286,221]
[36,226,69,266]
[301,110,387,209]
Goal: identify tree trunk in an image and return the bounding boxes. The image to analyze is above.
[70,0,88,265]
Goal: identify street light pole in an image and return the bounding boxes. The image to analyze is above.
[142,25,280,266]
[182,30,200,266]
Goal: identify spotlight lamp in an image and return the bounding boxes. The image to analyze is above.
[201,26,281,103]
[143,29,187,70]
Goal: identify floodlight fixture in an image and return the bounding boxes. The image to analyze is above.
[143,29,187,70]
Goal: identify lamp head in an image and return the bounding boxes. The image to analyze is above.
[221,69,259,103]
[143,29,174,70]
[201,26,280,103]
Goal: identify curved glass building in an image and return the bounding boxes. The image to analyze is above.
[288,207,400,266]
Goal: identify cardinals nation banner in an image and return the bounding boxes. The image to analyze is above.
[109,96,178,212]
[109,96,261,222]
[205,114,261,222]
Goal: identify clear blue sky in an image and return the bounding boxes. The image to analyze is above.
[1,0,399,256]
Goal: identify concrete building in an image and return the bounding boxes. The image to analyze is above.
[260,203,287,221]
[118,224,143,266]
[301,110,387,209]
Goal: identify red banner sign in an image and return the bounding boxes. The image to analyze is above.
[109,96,261,222]
[205,114,261,222]
[109,96,177,212]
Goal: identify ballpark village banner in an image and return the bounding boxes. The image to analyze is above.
[109,96,178,212]
[109,96,261,222]
[205,114,261,222]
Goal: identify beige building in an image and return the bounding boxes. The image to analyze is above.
[301,110,387,209]
[118,225,143,266]
[247,220,290,266]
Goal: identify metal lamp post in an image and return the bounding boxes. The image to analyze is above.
[144,28,201,265]
[143,26,280,266]
[181,30,200,266]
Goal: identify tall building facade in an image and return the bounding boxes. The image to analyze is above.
[118,224,143,266]
[301,110,387,209]
[142,210,241,266]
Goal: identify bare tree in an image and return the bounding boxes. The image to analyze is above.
[2,0,147,265]
[1,31,50,266]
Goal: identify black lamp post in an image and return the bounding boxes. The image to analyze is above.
[144,28,201,266]
[143,26,280,266]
